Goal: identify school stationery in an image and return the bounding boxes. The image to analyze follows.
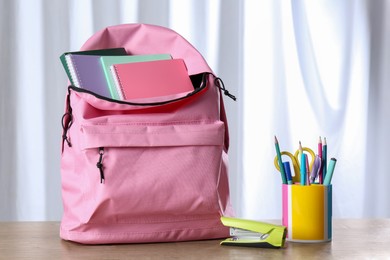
[274,137,336,185]
[274,151,300,183]
[299,141,303,161]
[65,54,115,97]
[309,155,322,183]
[283,161,293,185]
[273,146,315,184]
[220,217,287,248]
[318,137,324,183]
[282,184,332,242]
[111,59,195,100]
[100,54,172,99]
[60,23,236,244]
[323,158,337,186]
[274,136,287,184]
[277,137,335,242]
[300,153,307,185]
[322,137,328,179]
[60,48,126,85]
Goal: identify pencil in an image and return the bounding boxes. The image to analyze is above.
[322,137,327,180]
[298,141,303,168]
[274,136,287,184]
[300,153,307,185]
[305,153,310,185]
[318,136,323,183]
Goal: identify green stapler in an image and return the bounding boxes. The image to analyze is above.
[220,216,287,249]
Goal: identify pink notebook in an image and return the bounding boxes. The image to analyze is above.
[111,59,194,100]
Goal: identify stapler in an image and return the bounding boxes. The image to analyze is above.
[220,216,287,248]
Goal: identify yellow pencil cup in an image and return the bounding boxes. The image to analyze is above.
[282,184,332,242]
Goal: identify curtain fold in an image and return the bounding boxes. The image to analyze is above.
[0,0,18,220]
[365,0,390,217]
[0,0,388,221]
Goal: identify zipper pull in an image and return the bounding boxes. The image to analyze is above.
[61,88,74,149]
[61,112,73,147]
[214,77,236,101]
[96,147,105,184]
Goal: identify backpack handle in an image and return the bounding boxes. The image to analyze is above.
[81,24,213,76]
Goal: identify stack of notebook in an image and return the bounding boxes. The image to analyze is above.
[60,48,194,100]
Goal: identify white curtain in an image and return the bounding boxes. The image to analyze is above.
[0,0,388,221]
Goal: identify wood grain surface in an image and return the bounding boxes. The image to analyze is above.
[0,219,389,259]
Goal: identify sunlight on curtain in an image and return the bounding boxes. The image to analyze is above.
[15,0,46,220]
[242,0,278,218]
[364,0,390,217]
[119,0,139,22]
[287,0,369,218]
[169,0,221,73]
[242,0,369,219]
[69,0,94,51]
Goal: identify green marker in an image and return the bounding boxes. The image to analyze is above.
[323,158,337,186]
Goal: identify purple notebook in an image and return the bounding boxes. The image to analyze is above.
[66,54,111,97]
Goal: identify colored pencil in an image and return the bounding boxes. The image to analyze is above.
[322,137,327,180]
[318,137,323,183]
[274,136,287,184]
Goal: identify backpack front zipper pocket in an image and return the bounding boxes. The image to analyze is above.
[79,121,225,224]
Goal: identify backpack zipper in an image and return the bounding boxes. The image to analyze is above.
[214,77,236,101]
[96,147,105,184]
[61,88,74,149]
[61,73,235,154]
[68,73,209,106]
[66,72,236,106]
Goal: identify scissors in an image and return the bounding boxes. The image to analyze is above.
[274,147,316,183]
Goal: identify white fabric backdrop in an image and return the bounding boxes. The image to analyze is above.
[0,0,388,221]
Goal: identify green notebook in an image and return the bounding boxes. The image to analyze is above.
[100,54,172,99]
[60,48,127,85]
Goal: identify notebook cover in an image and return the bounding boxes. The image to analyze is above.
[60,48,127,85]
[67,54,113,97]
[111,59,194,100]
[101,54,172,99]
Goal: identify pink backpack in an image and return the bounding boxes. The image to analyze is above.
[60,24,235,244]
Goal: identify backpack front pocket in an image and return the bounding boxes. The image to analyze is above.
[79,120,225,224]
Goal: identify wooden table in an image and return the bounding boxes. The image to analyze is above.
[1,219,389,259]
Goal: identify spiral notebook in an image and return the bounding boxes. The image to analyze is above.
[110,59,194,100]
[60,48,126,86]
[100,54,172,99]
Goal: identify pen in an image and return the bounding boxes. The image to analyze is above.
[300,153,307,185]
[323,158,337,186]
[322,137,327,180]
[274,136,287,184]
[283,161,293,185]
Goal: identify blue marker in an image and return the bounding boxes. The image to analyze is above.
[283,161,293,185]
